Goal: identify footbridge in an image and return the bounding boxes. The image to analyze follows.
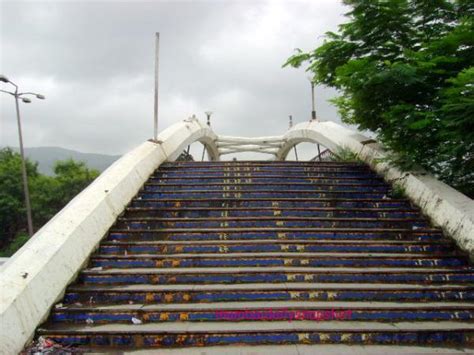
[1,117,473,353]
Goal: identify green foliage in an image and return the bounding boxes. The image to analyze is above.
[390,185,407,199]
[0,148,99,255]
[284,0,474,197]
[330,147,361,163]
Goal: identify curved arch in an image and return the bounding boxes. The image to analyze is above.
[157,116,220,161]
[276,120,363,161]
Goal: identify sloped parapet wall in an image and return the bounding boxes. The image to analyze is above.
[278,120,474,260]
[0,117,217,354]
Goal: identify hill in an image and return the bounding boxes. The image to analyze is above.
[7,146,120,175]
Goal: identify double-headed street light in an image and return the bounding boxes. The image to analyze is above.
[0,74,45,237]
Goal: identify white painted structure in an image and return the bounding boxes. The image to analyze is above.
[0,117,473,354]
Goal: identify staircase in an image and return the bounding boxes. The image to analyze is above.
[35,161,474,351]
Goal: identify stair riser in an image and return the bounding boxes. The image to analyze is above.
[80,273,474,285]
[98,244,451,255]
[90,257,468,269]
[50,310,474,324]
[139,192,388,199]
[155,172,379,178]
[125,210,420,219]
[64,290,474,304]
[115,220,429,229]
[107,231,445,242]
[131,201,412,209]
[143,185,390,192]
[151,178,385,184]
[38,331,474,347]
[156,166,372,173]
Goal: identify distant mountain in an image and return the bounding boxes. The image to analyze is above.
[7,146,121,175]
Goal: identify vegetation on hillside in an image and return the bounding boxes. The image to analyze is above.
[0,148,99,256]
[285,0,473,197]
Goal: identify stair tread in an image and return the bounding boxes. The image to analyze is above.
[82,267,473,274]
[38,321,474,333]
[92,252,462,258]
[68,282,474,292]
[55,301,474,311]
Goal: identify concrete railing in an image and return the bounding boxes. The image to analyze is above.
[1,116,472,354]
[277,120,474,260]
[0,117,218,354]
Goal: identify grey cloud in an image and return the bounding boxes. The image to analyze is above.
[1,0,348,157]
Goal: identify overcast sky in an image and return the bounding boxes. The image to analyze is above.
[1,0,349,160]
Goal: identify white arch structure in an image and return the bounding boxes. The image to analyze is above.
[1,116,473,354]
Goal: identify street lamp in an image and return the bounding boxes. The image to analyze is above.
[202,111,213,161]
[205,111,213,126]
[0,75,45,237]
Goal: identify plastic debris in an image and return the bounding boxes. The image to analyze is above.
[131,317,143,324]
[412,226,420,230]
[54,303,65,309]
[86,318,94,325]
[89,266,103,271]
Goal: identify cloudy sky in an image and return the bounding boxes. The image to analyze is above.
[1,0,349,160]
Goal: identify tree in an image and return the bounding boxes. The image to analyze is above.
[284,0,473,197]
[0,148,100,255]
[0,149,39,249]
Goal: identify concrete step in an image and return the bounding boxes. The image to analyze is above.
[124,207,421,219]
[107,229,446,243]
[144,183,390,192]
[138,190,389,199]
[37,321,474,347]
[97,241,453,255]
[49,301,474,324]
[64,283,474,304]
[115,216,429,230]
[90,253,468,269]
[78,267,474,285]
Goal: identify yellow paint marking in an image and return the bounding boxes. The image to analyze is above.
[298,333,311,343]
[341,334,352,342]
[289,291,301,299]
[319,334,330,342]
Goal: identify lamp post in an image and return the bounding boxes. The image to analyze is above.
[0,75,45,237]
[202,111,213,161]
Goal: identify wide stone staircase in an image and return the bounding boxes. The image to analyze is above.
[35,161,474,350]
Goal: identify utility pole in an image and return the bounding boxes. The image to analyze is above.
[153,32,160,141]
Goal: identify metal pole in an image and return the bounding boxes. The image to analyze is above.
[153,32,160,140]
[311,81,316,121]
[14,90,34,236]
[293,145,299,161]
[317,143,322,162]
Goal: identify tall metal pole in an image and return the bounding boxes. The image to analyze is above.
[310,81,316,121]
[153,32,160,140]
[14,88,34,236]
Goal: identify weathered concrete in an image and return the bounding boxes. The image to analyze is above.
[0,117,217,355]
[277,120,474,260]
